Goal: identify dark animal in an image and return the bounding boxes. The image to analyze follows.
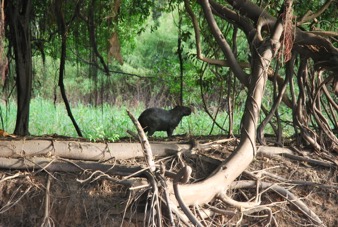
[138,106,192,137]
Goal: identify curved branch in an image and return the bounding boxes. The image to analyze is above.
[55,0,82,137]
[227,0,338,72]
[322,83,338,111]
[209,0,254,38]
[169,0,285,210]
[184,0,240,68]
[297,0,334,25]
[194,0,249,87]
[173,166,202,227]
[87,0,110,75]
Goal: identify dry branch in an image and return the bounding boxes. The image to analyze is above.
[126,110,156,172]
[258,145,337,168]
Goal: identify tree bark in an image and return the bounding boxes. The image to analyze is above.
[168,0,284,207]
[0,139,189,161]
[6,0,32,136]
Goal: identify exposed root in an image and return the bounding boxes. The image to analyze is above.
[173,166,202,227]
[0,184,32,214]
[231,180,324,226]
[41,174,55,227]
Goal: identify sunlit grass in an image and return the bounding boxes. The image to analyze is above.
[0,98,241,140]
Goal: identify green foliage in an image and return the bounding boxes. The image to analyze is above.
[17,3,259,139]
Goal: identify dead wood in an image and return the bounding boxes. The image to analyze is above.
[126,110,156,172]
[0,139,189,161]
[230,180,324,225]
[0,138,333,226]
[0,157,142,176]
[258,145,337,168]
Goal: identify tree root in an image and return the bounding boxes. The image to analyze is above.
[231,180,324,226]
[41,175,55,227]
[173,166,202,227]
[258,145,337,168]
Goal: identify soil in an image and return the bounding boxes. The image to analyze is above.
[0,135,337,226]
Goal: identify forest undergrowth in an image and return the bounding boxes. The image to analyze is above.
[0,98,245,140]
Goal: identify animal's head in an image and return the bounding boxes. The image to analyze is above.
[174,106,192,116]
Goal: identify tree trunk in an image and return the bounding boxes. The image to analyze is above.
[6,0,32,136]
[168,0,284,208]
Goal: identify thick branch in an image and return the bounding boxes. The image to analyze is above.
[209,0,254,38]
[0,157,143,176]
[169,0,284,208]
[226,0,338,73]
[186,0,249,87]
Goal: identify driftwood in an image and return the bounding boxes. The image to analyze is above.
[0,139,189,161]
[0,156,142,175]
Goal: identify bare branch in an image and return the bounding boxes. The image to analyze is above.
[297,0,334,25]
[126,110,156,172]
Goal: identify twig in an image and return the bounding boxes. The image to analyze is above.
[206,204,236,216]
[126,129,139,140]
[25,157,59,180]
[0,185,32,214]
[158,162,175,226]
[201,137,238,146]
[242,206,274,226]
[0,172,24,183]
[248,169,338,190]
[145,172,162,227]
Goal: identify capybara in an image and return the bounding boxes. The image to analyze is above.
[138,106,191,137]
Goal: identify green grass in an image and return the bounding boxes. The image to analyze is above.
[0,98,242,140]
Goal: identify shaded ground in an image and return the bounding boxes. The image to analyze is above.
[0,135,337,226]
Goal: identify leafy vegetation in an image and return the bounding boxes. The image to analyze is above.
[0,98,243,139]
[2,7,259,139]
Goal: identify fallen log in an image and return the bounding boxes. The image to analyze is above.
[0,139,190,161]
[0,156,142,175]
